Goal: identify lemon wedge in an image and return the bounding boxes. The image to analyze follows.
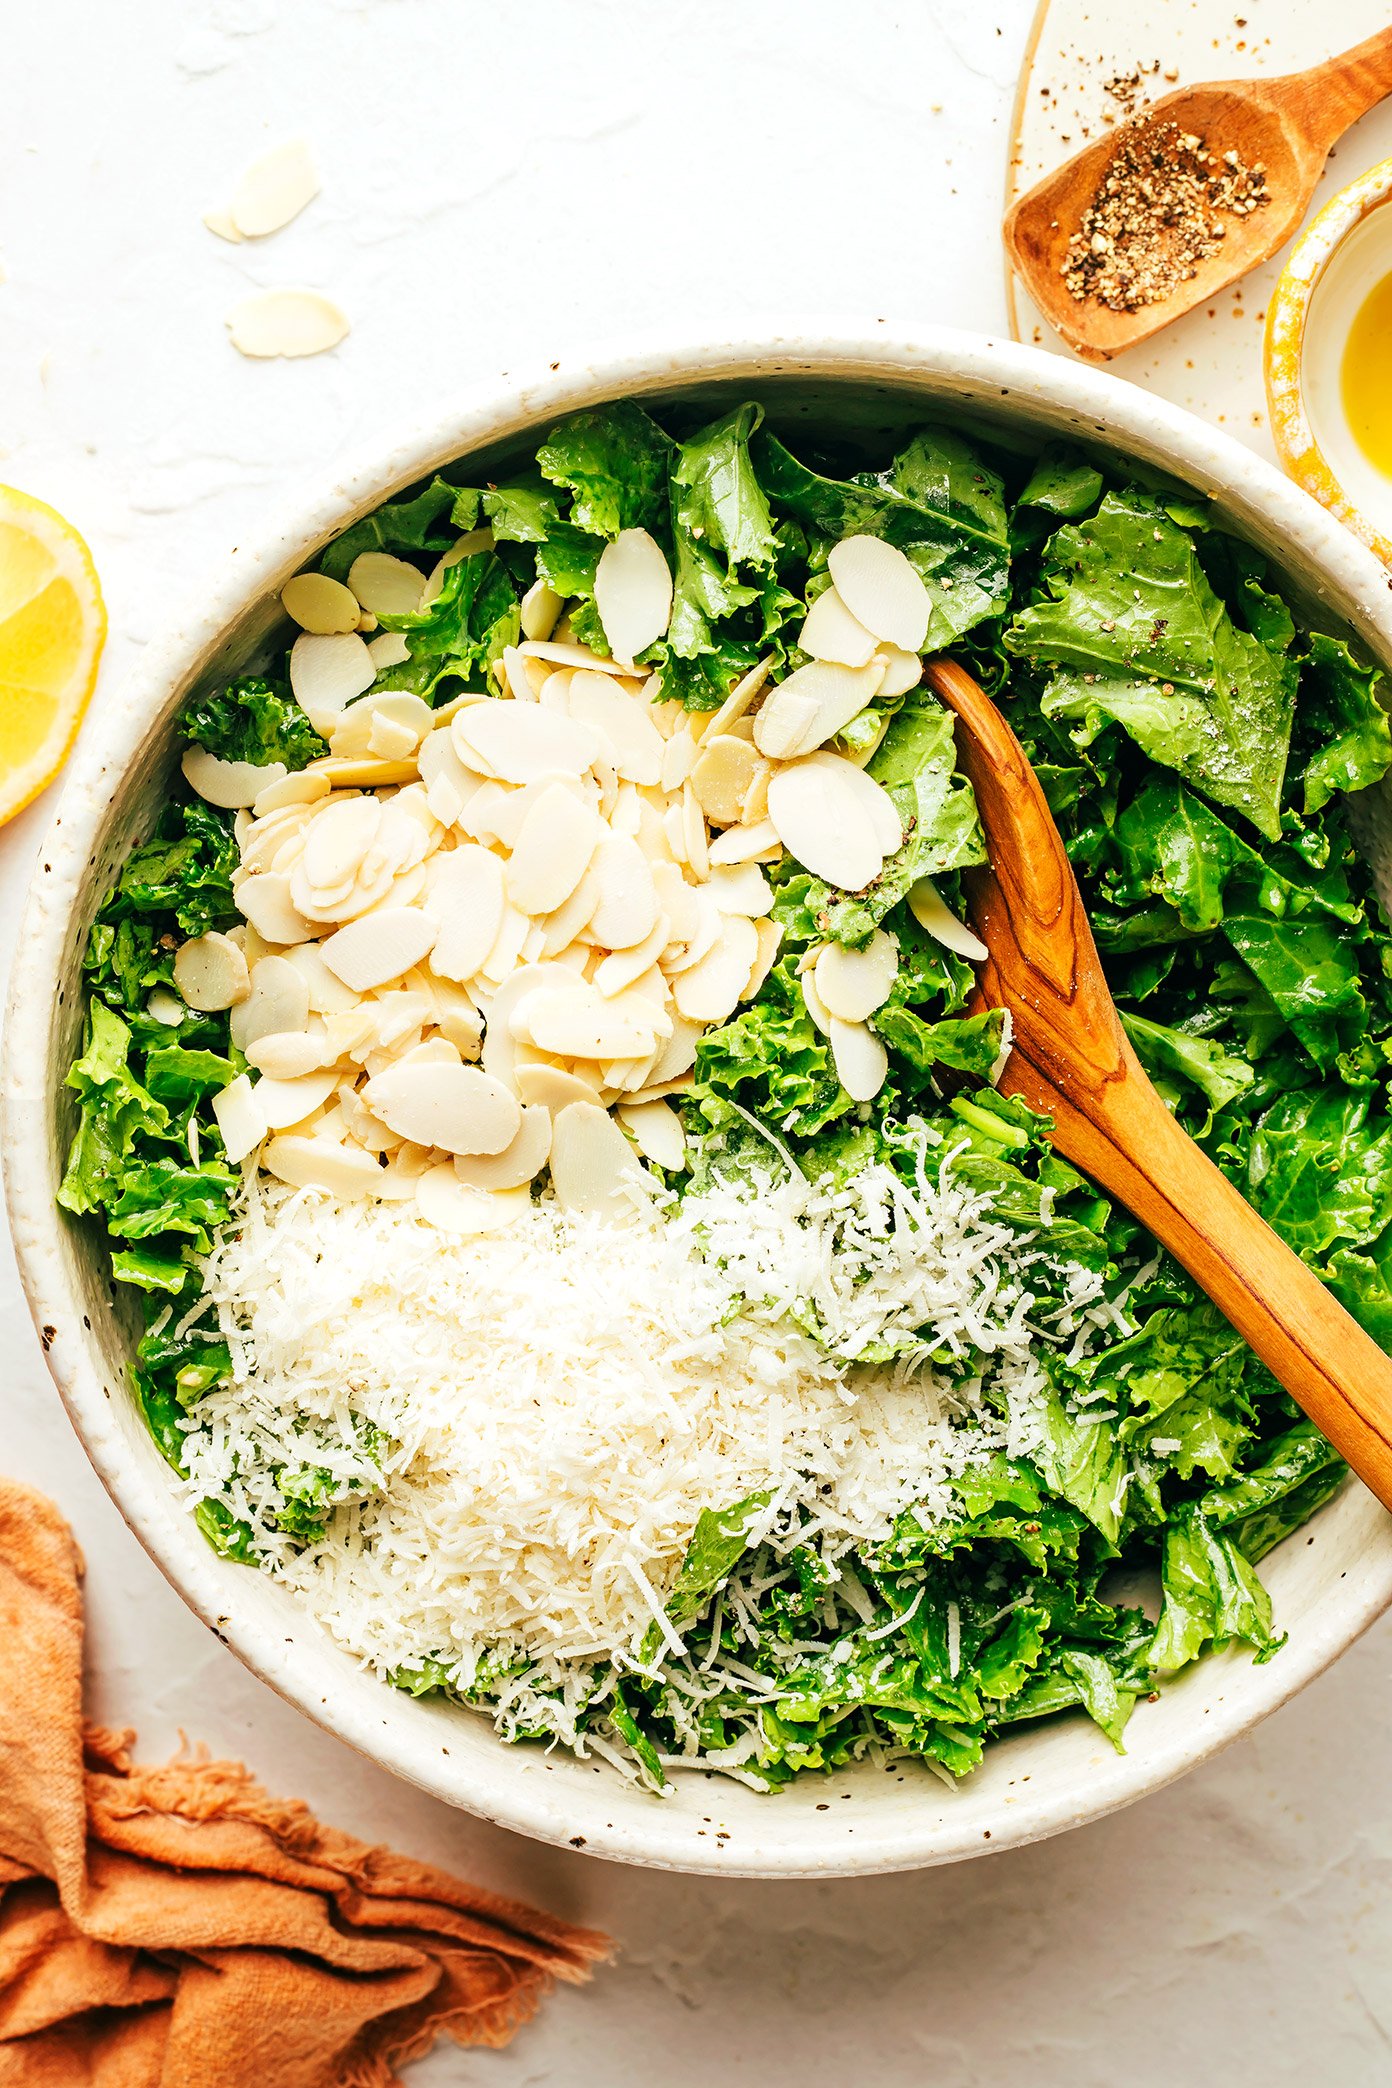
[0,485,106,826]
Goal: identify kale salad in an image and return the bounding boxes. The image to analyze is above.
[58,397,1392,1793]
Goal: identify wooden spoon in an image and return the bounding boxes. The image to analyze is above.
[1005,25,1392,361]
[923,655,1392,1512]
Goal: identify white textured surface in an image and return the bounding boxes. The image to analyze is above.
[4,1,1392,2078]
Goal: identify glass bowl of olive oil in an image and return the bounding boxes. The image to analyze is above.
[1266,157,1392,564]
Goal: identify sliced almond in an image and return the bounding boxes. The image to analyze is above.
[704,657,773,739]
[799,585,878,667]
[672,915,758,1023]
[593,915,670,997]
[706,862,772,917]
[690,734,760,826]
[452,698,603,784]
[501,646,547,704]
[252,768,332,818]
[660,727,698,792]
[246,1029,329,1079]
[517,638,648,678]
[593,528,673,663]
[424,845,506,983]
[264,1134,384,1198]
[229,138,320,238]
[513,1062,603,1114]
[237,871,315,947]
[289,630,375,725]
[549,1100,652,1220]
[745,916,783,1001]
[749,688,819,762]
[479,961,575,1087]
[452,1105,551,1190]
[282,572,360,636]
[567,672,665,785]
[829,1017,889,1101]
[907,876,988,963]
[174,931,250,1012]
[767,756,899,890]
[302,794,381,890]
[230,953,313,1049]
[706,817,782,867]
[253,1068,339,1132]
[589,832,659,951]
[875,645,923,697]
[311,756,418,790]
[330,692,433,761]
[367,630,412,671]
[520,579,563,642]
[212,1074,267,1164]
[649,1017,703,1086]
[815,930,898,1022]
[282,941,360,1016]
[681,784,709,879]
[752,659,885,761]
[519,982,662,1060]
[146,988,184,1027]
[182,746,288,810]
[365,1060,521,1155]
[227,290,349,360]
[506,782,600,915]
[319,906,438,993]
[741,762,771,826]
[479,902,533,986]
[616,1098,686,1172]
[801,968,833,1038]
[538,866,601,957]
[827,536,931,653]
[416,1168,529,1233]
[347,551,426,618]
[805,750,902,854]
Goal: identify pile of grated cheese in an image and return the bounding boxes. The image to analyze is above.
[180,1142,1110,1751]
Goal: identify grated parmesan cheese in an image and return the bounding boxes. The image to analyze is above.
[181,1142,1107,1755]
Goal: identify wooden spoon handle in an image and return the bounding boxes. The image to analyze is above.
[1008,1048,1392,1508]
[1275,23,1392,152]
[924,655,1392,1511]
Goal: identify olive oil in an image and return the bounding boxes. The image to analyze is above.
[1340,269,1392,481]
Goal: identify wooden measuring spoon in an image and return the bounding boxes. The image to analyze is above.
[1005,25,1392,361]
[923,655,1392,1511]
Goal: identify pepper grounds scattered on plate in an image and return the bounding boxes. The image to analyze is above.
[1062,117,1270,311]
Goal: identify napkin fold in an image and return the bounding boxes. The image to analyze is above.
[0,1479,608,2086]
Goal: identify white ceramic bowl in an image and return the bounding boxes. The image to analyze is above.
[9,330,1392,1878]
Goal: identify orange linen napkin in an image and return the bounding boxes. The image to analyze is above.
[0,1479,610,2086]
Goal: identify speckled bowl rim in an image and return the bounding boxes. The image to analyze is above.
[1265,156,1392,566]
[8,327,1392,1878]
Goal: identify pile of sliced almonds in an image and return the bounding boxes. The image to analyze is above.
[172,525,978,1232]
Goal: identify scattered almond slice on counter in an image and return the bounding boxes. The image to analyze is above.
[226,290,349,360]
[211,138,321,240]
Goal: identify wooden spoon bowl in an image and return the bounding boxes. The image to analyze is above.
[1006,27,1392,361]
[924,655,1392,1512]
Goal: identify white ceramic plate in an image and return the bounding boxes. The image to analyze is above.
[8,329,1392,1877]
